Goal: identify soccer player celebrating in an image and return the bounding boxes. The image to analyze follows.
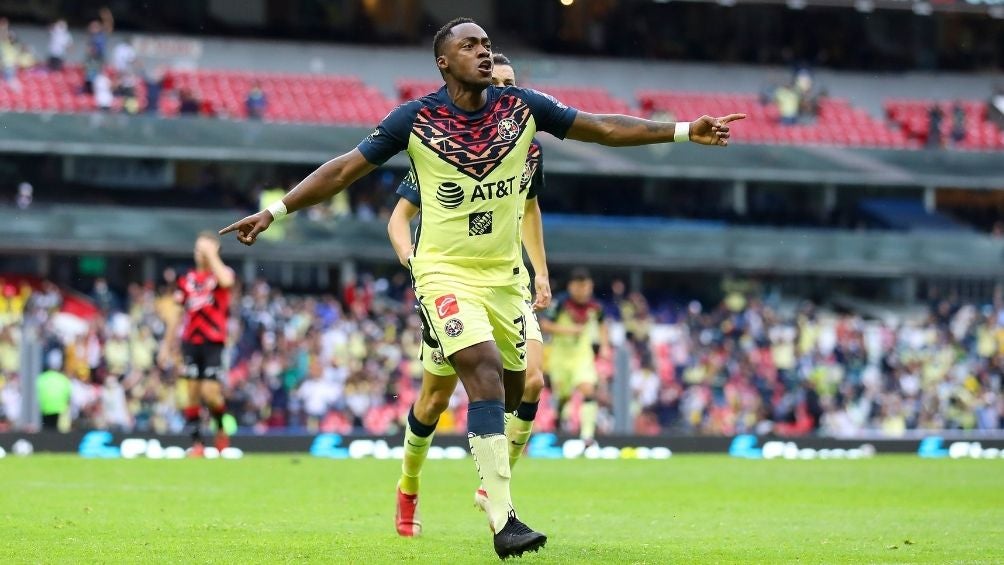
[541,268,608,444]
[159,232,235,457]
[220,17,742,559]
[386,52,551,538]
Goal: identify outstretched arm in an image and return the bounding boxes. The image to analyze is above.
[220,149,376,245]
[387,198,419,267]
[521,199,551,311]
[566,111,745,147]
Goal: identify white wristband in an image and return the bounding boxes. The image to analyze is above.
[674,121,691,143]
[266,200,287,220]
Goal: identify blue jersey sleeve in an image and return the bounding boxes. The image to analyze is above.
[356,101,420,166]
[395,168,421,207]
[512,88,579,140]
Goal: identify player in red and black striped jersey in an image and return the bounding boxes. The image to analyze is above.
[159,232,236,456]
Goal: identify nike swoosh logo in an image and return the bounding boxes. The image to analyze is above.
[407,440,423,447]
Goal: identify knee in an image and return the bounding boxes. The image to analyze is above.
[416,388,452,420]
[466,359,504,402]
[524,368,545,401]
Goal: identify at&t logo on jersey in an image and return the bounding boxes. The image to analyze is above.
[435,294,460,319]
[470,176,516,202]
[497,117,520,141]
[436,182,465,209]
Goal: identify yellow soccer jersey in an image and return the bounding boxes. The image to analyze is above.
[544,293,606,358]
[361,85,574,287]
[396,136,546,296]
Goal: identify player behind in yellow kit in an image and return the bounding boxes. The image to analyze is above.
[220,17,743,559]
[541,267,609,444]
[386,52,551,537]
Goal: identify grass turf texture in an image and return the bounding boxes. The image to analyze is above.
[1,455,1002,564]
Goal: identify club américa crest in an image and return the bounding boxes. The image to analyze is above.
[497,117,520,141]
[431,350,446,366]
[444,318,464,337]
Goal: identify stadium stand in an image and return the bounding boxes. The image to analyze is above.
[0,66,396,124]
[1,273,1000,437]
[639,90,916,148]
[884,99,1004,150]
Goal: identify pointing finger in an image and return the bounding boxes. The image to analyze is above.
[720,113,747,124]
[219,221,243,236]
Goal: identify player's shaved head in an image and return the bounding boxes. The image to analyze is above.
[198,230,219,242]
[433,17,476,58]
[492,53,511,66]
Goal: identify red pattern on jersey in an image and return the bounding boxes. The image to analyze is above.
[178,270,230,344]
[561,298,603,325]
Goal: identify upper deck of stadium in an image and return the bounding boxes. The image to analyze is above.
[4,24,1003,151]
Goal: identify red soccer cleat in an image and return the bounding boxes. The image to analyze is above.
[215,430,230,452]
[395,487,422,537]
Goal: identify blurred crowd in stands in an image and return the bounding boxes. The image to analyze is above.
[1,271,1001,438]
[1,9,265,117]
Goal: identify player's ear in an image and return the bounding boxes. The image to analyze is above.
[436,55,448,74]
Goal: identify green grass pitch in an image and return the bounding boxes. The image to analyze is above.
[1,454,1002,563]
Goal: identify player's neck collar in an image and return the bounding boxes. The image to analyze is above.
[438,84,496,118]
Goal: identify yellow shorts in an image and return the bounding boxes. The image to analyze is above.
[415,280,530,377]
[421,295,541,376]
[547,351,598,400]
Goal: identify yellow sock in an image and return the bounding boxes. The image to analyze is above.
[580,400,598,441]
[505,414,534,469]
[469,433,513,532]
[399,425,434,495]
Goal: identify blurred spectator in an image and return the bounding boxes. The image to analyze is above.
[0,374,20,431]
[16,182,33,210]
[116,64,140,114]
[143,65,164,115]
[951,102,966,145]
[100,376,131,431]
[178,88,200,115]
[111,39,135,73]
[927,104,943,148]
[47,19,73,71]
[793,67,821,120]
[0,18,17,86]
[93,71,114,111]
[37,350,71,432]
[83,44,101,94]
[245,80,267,119]
[775,83,799,125]
[91,277,117,313]
[87,7,115,63]
[990,86,1004,128]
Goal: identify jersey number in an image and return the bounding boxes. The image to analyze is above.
[513,314,527,360]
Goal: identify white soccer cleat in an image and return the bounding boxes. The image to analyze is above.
[473,487,495,533]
